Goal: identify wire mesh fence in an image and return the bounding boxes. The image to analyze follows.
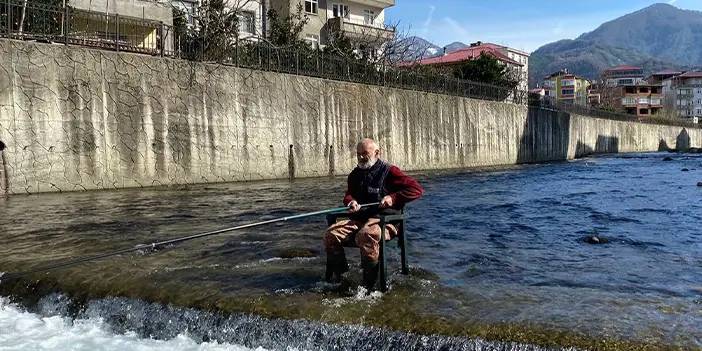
[0,0,699,128]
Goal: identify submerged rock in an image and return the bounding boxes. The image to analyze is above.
[583,235,609,244]
[663,157,673,161]
[697,182,702,187]
[682,168,690,172]
[275,247,318,258]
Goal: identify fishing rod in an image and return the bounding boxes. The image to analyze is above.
[0,202,380,282]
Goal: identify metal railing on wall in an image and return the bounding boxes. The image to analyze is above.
[0,0,166,55]
[0,0,699,129]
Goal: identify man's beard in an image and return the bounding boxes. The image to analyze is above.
[357,157,378,170]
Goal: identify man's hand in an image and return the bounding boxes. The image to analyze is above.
[347,200,361,213]
[379,195,394,209]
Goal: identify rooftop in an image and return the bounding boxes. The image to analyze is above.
[678,71,702,78]
[413,43,522,67]
[604,65,643,72]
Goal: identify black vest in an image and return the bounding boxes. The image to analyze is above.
[348,160,400,220]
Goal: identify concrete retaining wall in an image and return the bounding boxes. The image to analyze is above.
[0,39,699,194]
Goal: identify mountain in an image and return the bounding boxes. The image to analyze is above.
[443,41,469,53]
[394,36,441,61]
[394,38,472,61]
[529,3,702,87]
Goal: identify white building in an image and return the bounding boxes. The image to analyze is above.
[502,47,529,92]
[269,0,395,49]
[172,0,394,47]
[673,71,702,121]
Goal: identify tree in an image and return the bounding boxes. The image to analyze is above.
[266,4,308,49]
[451,53,520,89]
[15,0,64,36]
[171,0,260,61]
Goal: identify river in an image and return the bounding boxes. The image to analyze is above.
[1,153,701,350]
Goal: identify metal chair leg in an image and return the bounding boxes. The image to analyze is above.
[379,218,387,292]
[400,219,409,275]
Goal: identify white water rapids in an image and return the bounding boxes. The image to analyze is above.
[0,297,271,351]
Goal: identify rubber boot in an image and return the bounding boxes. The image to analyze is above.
[361,258,379,292]
[325,253,349,283]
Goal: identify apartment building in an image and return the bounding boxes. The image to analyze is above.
[672,71,702,121]
[501,46,529,92]
[71,0,173,52]
[646,70,683,116]
[602,65,645,87]
[604,84,663,117]
[542,70,590,105]
[269,0,395,49]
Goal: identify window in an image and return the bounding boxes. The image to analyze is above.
[174,1,197,26]
[561,89,575,96]
[332,3,350,18]
[239,11,256,34]
[618,79,633,85]
[304,34,319,49]
[305,0,318,14]
[639,108,649,115]
[697,109,702,115]
[363,9,375,25]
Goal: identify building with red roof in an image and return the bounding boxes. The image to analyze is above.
[407,41,530,91]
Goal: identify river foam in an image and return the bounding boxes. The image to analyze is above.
[0,297,269,351]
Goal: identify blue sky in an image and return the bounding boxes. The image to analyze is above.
[386,0,702,53]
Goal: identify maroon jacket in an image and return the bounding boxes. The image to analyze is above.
[343,163,424,211]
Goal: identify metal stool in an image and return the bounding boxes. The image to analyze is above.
[326,211,409,292]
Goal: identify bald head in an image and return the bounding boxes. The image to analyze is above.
[356,138,380,169]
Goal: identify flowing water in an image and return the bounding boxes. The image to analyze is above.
[1,153,701,350]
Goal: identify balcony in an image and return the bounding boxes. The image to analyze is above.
[327,17,395,41]
[622,97,636,106]
[71,0,172,24]
[349,0,395,8]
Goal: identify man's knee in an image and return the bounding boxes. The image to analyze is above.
[355,225,380,247]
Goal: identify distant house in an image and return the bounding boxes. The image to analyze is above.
[409,41,529,91]
[542,69,590,105]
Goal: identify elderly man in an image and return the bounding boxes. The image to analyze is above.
[324,138,424,290]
